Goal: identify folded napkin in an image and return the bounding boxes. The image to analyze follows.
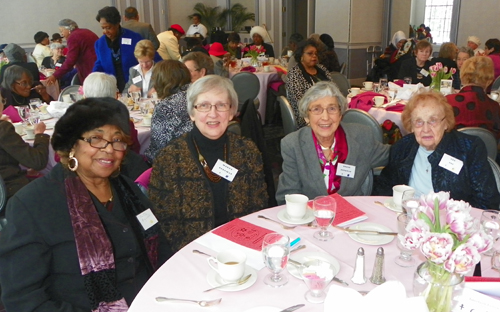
[385,103,406,112]
[46,101,71,118]
[269,81,284,92]
[3,105,22,123]
[391,80,405,87]
[349,92,387,112]
[273,65,288,75]
[240,66,256,73]
[465,276,500,297]
[324,281,429,312]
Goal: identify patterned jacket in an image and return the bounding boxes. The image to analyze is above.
[149,131,268,252]
[373,130,500,210]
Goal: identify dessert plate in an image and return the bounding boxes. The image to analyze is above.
[347,222,395,245]
[286,251,340,279]
[206,265,257,292]
[277,209,315,225]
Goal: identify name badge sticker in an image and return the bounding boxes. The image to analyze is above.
[212,159,238,182]
[55,63,62,67]
[439,153,463,175]
[136,208,158,231]
[122,38,132,45]
[336,163,356,178]
[420,68,429,77]
[132,75,142,84]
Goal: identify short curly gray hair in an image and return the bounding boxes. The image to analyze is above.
[186,75,238,117]
[298,81,347,118]
[58,19,78,31]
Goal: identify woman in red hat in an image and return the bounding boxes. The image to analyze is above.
[209,42,230,77]
[157,24,185,61]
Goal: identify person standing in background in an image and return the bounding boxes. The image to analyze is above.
[122,6,160,50]
[32,31,52,68]
[185,13,208,39]
[157,24,185,61]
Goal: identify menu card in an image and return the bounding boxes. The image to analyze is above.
[212,218,273,251]
[307,193,367,227]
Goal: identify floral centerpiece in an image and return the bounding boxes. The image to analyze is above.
[429,62,456,91]
[243,45,265,66]
[401,191,493,312]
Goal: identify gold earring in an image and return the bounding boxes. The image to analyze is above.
[68,151,78,171]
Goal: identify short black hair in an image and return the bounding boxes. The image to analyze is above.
[96,6,121,25]
[227,32,241,43]
[320,34,335,50]
[34,31,49,44]
[294,39,321,63]
[486,38,500,54]
[124,6,138,19]
[192,13,201,21]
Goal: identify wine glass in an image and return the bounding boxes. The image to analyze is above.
[401,190,421,219]
[16,105,31,124]
[492,249,500,271]
[130,91,141,104]
[379,78,389,91]
[313,196,337,241]
[481,210,500,256]
[300,259,335,303]
[395,213,416,267]
[262,233,289,287]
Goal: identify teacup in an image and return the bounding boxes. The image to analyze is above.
[24,126,35,140]
[490,91,499,101]
[348,87,360,96]
[363,81,373,90]
[392,185,414,207]
[373,96,385,107]
[207,249,246,282]
[13,122,24,135]
[285,194,309,220]
[287,50,293,57]
[142,114,152,126]
[62,94,72,103]
[264,65,272,72]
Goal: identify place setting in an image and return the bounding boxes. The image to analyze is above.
[205,249,258,292]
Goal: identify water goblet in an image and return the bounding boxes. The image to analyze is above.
[130,91,141,104]
[16,105,31,124]
[395,213,416,267]
[262,233,289,287]
[313,196,337,241]
[379,78,389,91]
[492,249,500,271]
[481,210,500,256]
[300,259,335,303]
[401,189,421,218]
[29,109,40,125]
[403,76,412,84]
[29,98,42,109]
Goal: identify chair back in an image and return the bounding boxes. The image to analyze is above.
[458,127,497,160]
[340,62,347,76]
[342,109,383,143]
[58,85,81,102]
[230,72,260,110]
[330,72,350,97]
[492,76,500,91]
[227,120,241,135]
[487,157,500,205]
[278,96,297,135]
[0,175,7,231]
[71,73,81,86]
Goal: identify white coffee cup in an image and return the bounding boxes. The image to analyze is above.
[490,92,499,101]
[24,126,35,140]
[207,249,246,282]
[348,87,360,96]
[373,96,385,107]
[264,65,272,72]
[285,194,309,220]
[62,94,72,103]
[287,50,293,57]
[392,185,414,207]
[13,122,24,135]
[142,114,152,126]
[363,81,373,90]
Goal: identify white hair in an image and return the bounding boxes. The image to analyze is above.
[83,72,117,98]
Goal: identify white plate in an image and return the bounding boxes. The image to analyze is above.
[277,209,315,225]
[347,222,395,245]
[383,198,403,213]
[286,251,340,279]
[206,265,257,292]
[243,307,280,312]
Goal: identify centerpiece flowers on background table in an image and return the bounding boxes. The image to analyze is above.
[401,191,493,312]
[243,45,266,67]
[429,62,456,91]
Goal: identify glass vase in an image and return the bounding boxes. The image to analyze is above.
[413,261,464,312]
[250,56,259,67]
[430,79,441,91]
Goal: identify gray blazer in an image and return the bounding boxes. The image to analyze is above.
[122,20,160,50]
[124,66,155,95]
[276,123,390,204]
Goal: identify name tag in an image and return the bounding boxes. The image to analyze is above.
[212,159,238,182]
[420,68,429,77]
[132,75,142,84]
[336,163,356,178]
[136,208,158,231]
[439,153,463,175]
[122,38,132,45]
[55,62,62,67]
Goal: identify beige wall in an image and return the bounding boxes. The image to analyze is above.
[167,0,218,32]
[350,0,384,44]
[315,0,350,43]
[391,0,412,43]
[457,0,500,48]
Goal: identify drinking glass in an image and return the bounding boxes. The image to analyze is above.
[29,98,42,109]
[139,99,152,115]
[395,213,416,267]
[492,249,500,271]
[300,259,335,303]
[130,91,141,104]
[403,76,412,84]
[402,190,421,219]
[262,233,290,287]
[379,78,389,91]
[29,109,40,125]
[481,210,500,256]
[313,196,337,241]
[16,105,31,124]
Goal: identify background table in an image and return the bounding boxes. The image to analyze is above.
[368,107,408,136]
[128,196,498,311]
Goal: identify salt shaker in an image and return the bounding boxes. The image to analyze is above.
[370,247,386,285]
[351,247,367,284]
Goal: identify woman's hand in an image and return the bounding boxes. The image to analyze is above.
[45,75,57,85]
[33,84,51,103]
[34,121,46,134]
[128,85,141,93]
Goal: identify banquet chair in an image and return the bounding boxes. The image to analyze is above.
[227,120,241,135]
[492,76,500,91]
[70,73,81,86]
[58,85,81,102]
[342,109,383,143]
[458,127,497,160]
[278,96,297,135]
[230,72,260,111]
[0,175,7,231]
[339,62,347,76]
[487,157,500,202]
[330,72,350,97]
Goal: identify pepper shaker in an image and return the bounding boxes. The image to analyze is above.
[351,247,367,284]
[370,247,386,285]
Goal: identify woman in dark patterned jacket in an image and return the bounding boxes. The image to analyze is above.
[286,39,334,128]
[149,75,268,252]
[144,60,192,163]
[373,91,500,210]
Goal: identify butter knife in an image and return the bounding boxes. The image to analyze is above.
[333,225,397,236]
[279,304,305,312]
[288,259,349,286]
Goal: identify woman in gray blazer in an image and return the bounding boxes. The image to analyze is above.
[124,39,157,96]
[276,81,390,204]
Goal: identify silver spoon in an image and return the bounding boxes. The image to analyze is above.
[192,249,213,257]
[203,274,252,292]
[290,245,306,253]
[258,215,297,230]
[155,297,222,307]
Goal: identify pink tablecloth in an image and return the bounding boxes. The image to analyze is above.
[128,196,498,312]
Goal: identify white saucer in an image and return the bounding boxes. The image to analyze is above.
[141,122,151,127]
[206,265,257,292]
[243,307,280,312]
[383,198,403,213]
[347,222,395,245]
[277,209,315,225]
[286,251,340,279]
[361,88,374,91]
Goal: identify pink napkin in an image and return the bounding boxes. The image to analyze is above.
[3,106,22,123]
[385,104,406,112]
[135,168,152,189]
[349,92,387,112]
[465,276,500,282]
[212,218,273,251]
[240,66,256,73]
[393,80,404,87]
[307,193,367,227]
[269,81,284,92]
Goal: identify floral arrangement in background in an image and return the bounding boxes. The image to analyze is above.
[243,45,265,59]
[429,62,456,91]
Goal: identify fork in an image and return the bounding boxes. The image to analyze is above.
[258,215,297,230]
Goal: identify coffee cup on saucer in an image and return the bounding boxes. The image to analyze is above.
[348,87,360,96]
[363,81,373,90]
[287,50,293,57]
[13,122,24,135]
[392,185,414,207]
[24,125,35,140]
[373,96,385,107]
[142,114,152,126]
[207,249,246,282]
[285,194,309,220]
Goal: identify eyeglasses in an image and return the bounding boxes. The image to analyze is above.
[15,81,30,88]
[304,52,318,57]
[194,102,231,112]
[80,136,128,151]
[412,117,445,128]
[309,106,340,115]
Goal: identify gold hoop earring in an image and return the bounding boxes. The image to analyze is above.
[68,151,78,172]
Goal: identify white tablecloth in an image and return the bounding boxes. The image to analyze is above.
[128,196,498,311]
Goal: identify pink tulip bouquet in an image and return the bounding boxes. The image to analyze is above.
[243,45,266,59]
[429,62,456,91]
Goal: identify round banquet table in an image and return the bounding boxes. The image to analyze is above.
[128,196,499,312]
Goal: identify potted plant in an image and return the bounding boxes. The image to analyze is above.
[190,3,229,31]
[229,3,255,32]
